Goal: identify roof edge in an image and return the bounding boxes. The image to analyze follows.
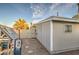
[36,16,79,24]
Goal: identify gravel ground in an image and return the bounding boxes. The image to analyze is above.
[21,38,49,55]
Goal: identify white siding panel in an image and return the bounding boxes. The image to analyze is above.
[36,21,51,51]
[36,24,42,43]
[53,22,79,51]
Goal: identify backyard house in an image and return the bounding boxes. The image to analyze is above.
[35,16,79,54]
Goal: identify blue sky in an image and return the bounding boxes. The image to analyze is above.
[0,3,78,27]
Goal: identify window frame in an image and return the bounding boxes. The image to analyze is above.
[64,24,72,32]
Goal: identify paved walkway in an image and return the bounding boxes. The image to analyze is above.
[21,38,49,55]
[21,38,79,55]
[55,50,79,55]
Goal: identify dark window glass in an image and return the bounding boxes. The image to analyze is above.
[65,25,72,32]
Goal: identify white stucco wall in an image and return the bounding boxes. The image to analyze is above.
[36,21,51,52]
[53,21,79,53]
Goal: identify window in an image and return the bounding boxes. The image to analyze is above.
[1,42,8,50]
[65,25,72,32]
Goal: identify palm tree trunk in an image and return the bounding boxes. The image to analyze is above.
[18,29,20,40]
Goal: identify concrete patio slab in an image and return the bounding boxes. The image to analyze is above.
[21,38,49,55]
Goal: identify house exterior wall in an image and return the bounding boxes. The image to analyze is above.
[36,24,42,43]
[53,21,79,53]
[36,20,79,54]
[36,21,51,52]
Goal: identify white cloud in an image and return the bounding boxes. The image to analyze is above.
[49,3,59,11]
[48,3,61,16]
[31,4,45,19]
[32,19,41,24]
[65,3,74,8]
[49,3,74,12]
[31,3,76,22]
[49,3,76,16]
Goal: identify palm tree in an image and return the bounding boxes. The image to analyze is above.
[13,18,29,39]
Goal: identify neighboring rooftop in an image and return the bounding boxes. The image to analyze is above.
[72,13,79,19]
[72,3,79,19]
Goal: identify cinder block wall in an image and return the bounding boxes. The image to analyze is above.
[20,29,36,39]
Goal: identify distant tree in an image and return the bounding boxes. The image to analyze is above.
[13,18,29,39]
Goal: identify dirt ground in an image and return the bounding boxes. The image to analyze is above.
[21,38,49,55]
